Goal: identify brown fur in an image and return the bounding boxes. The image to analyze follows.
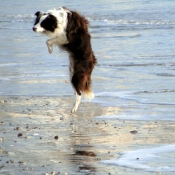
[62,9,97,97]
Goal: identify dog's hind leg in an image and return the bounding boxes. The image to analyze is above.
[71,74,82,113]
[71,92,81,113]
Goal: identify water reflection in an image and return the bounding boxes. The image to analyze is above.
[69,133,97,174]
[75,150,96,157]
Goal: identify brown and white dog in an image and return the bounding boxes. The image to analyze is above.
[33,7,97,113]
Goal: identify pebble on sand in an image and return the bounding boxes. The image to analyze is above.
[18,133,23,137]
[54,136,59,140]
[130,130,138,134]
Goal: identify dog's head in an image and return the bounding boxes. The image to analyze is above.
[33,7,71,34]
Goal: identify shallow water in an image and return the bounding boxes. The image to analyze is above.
[101,144,175,172]
[0,0,175,173]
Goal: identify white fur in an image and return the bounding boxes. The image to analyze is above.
[48,7,71,31]
[33,7,70,53]
[46,35,68,54]
[72,93,82,113]
[83,90,95,100]
[46,8,70,53]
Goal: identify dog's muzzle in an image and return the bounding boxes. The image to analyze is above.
[33,27,37,32]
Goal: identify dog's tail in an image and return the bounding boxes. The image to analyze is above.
[82,75,94,100]
[83,89,94,100]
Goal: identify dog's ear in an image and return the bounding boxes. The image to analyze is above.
[62,6,72,15]
[35,11,43,17]
[34,11,43,25]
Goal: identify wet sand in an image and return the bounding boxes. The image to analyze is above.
[1,96,175,175]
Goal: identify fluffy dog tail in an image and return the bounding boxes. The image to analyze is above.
[83,89,94,100]
[82,75,94,100]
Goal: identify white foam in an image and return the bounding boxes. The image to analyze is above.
[33,133,39,136]
[95,91,143,106]
[95,114,175,121]
[95,91,175,106]
[0,14,34,19]
[0,63,20,67]
[101,144,175,172]
[0,77,11,81]
[96,91,132,98]
[89,17,175,25]
[93,91,133,106]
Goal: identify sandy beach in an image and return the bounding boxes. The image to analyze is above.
[1,95,175,175]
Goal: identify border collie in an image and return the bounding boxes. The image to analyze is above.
[33,7,97,113]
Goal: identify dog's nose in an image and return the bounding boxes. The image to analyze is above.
[33,27,37,32]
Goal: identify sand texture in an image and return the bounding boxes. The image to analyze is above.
[1,96,175,175]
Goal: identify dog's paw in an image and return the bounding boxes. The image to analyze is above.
[46,40,53,54]
[71,105,78,113]
[48,46,53,54]
[71,107,77,113]
[71,94,81,113]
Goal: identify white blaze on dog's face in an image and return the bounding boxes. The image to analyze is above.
[33,13,48,33]
[33,7,71,34]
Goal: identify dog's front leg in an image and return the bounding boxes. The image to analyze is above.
[71,93,81,113]
[46,37,58,54]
